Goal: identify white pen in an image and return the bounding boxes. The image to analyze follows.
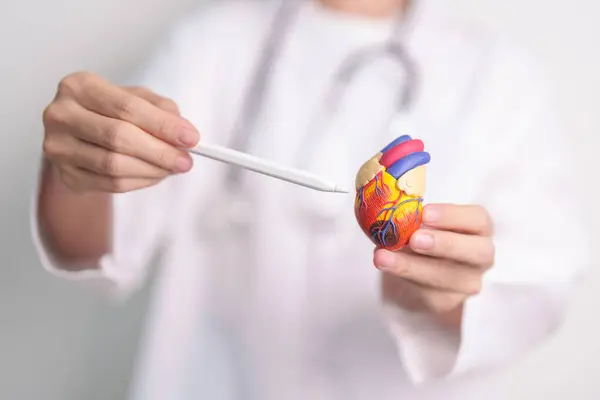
[186,143,349,193]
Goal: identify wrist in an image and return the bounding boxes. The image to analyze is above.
[434,304,463,330]
[38,157,111,267]
[382,274,464,330]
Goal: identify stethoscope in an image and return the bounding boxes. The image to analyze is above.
[204,0,416,354]
[199,0,421,287]
[226,0,419,183]
[198,0,421,272]
[204,0,421,228]
[194,2,422,398]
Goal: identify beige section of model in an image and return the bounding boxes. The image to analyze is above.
[355,153,385,190]
[396,165,426,197]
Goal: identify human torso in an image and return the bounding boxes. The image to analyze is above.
[130,1,507,399]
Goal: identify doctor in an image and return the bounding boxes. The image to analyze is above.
[34,0,588,399]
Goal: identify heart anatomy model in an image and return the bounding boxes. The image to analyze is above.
[354,135,431,251]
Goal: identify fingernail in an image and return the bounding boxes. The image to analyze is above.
[175,155,192,172]
[179,128,199,147]
[374,250,396,270]
[423,205,439,224]
[411,231,434,250]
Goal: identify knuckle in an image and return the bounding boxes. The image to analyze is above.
[42,103,65,127]
[101,152,120,176]
[156,116,180,139]
[157,98,179,113]
[156,147,177,169]
[114,97,137,118]
[57,76,76,95]
[103,122,126,149]
[58,71,94,93]
[126,85,144,94]
[125,86,150,99]
[157,148,168,164]
[74,71,96,86]
[391,254,412,276]
[42,135,65,159]
[42,137,56,157]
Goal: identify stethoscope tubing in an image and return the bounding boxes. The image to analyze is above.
[225,0,419,185]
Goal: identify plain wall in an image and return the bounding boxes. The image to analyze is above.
[0,0,598,399]
[0,1,203,399]
[448,2,600,399]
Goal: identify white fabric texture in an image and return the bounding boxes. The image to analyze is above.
[31,0,590,399]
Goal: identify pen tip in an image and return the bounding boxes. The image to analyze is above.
[334,186,350,193]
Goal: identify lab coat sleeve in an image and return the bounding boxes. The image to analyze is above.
[30,22,200,300]
[31,166,175,300]
[381,50,591,384]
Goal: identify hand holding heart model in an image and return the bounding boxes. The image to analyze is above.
[354,135,431,251]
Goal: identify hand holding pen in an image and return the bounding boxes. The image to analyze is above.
[43,72,346,194]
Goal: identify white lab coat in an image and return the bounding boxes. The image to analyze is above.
[31,1,590,399]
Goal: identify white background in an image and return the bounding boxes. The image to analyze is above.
[0,0,598,399]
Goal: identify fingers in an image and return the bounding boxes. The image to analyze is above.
[47,100,193,173]
[374,249,482,295]
[57,72,199,147]
[46,133,170,179]
[59,165,159,193]
[44,72,196,194]
[422,204,493,236]
[123,86,181,115]
[408,229,495,268]
[376,203,496,316]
